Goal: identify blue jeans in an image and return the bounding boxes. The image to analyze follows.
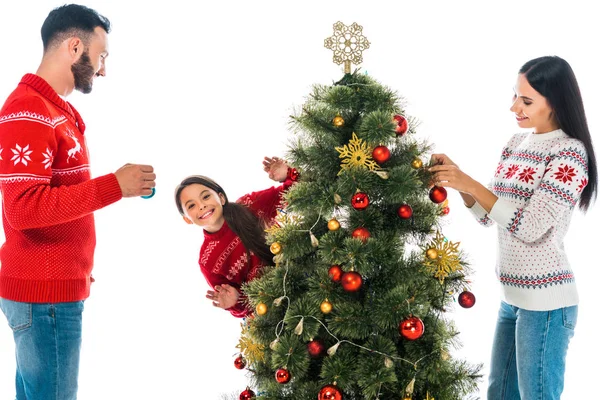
[487,301,577,400]
[0,298,84,400]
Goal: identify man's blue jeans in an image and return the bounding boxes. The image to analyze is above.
[0,298,84,400]
[487,301,577,400]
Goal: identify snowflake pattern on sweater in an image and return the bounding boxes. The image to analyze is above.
[468,129,587,311]
[0,74,123,303]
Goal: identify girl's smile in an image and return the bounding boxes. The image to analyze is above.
[179,184,226,232]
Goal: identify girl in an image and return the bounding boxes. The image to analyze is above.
[175,156,297,318]
[429,56,597,399]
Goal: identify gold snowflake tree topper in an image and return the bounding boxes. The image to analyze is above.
[324,22,370,74]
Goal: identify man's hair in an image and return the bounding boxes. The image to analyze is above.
[41,4,111,51]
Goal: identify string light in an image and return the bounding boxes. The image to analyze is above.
[261,193,452,395]
[270,265,439,370]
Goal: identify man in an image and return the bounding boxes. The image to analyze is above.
[0,4,155,399]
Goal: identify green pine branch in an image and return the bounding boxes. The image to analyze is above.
[237,70,481,400]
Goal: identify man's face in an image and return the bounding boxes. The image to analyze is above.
[72,26,109,94]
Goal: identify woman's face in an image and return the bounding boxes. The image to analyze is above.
[510,73,559,134]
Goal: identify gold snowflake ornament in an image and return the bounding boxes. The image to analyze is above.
[335,132,380,175]
[422,231,462,284]
[264,210,302,236]
[324,22,370,74]
[236,322,265,365]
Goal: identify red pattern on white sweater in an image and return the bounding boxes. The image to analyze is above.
[469,130,588,311]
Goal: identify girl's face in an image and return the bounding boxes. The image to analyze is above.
[179,183,226,232]
[510,73,559,134]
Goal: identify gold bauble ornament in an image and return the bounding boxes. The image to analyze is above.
[320,300,333,314]
[402,396,412,400]
[411,158,423,169]
[270,242,282,255]
[327,218,341,231]
[426,248,438,260]
[441,199,449,208]
[333,115,345,127]
[256,302,268,316]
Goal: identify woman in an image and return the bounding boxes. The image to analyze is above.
[429,56,597,399]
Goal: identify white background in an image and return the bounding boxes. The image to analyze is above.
[0,1,598,398]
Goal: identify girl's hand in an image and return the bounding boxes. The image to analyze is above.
[263,156,289,182]
[206,284,240,310]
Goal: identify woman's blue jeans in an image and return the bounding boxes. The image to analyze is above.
[0,298,84,400]
[487,301,577,400]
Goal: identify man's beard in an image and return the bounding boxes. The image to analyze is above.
[71,50,96,94]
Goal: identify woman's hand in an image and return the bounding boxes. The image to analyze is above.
[263,156,289,182]
[206,284,240,310]
[429,163,476,194]
[430,153,458,168]
[429,153,474,194]
[429,153,497,210]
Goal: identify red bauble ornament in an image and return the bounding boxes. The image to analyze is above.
[240,388,255,400]
[352,227,370,242]
[328,265,343,282]
[275,368,291,384]
[351,192,370,210]
[307,339,326,358]
[318,384,343,400]
[234,355,246,370]
[341,271,363,292]
[372,145,391,164]
[393,114,409,136]
[458,290,476,308]
[397,204,413,219]
[399,316,425,340]
[429,186,448,204]
[288,167,300,182]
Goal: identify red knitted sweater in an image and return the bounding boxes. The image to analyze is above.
[0,74,123,303]
[199,182,291,318]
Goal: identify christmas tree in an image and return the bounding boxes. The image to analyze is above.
[235,22,481,400]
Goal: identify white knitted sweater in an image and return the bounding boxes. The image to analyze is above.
[469,129,588,311]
